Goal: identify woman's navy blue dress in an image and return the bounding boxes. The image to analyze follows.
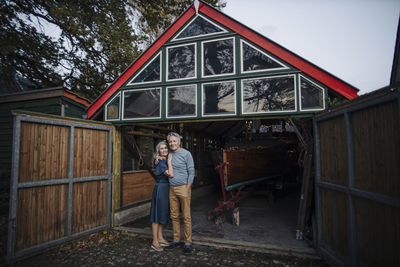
[150,160,170,225]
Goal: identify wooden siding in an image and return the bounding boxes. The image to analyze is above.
[11,114,112,256]
[72,180,107,234]
[73,128,108,178]
[320,188,349,264]
[122,170,155,206]
[319,116,347,186]
[314,88,400,267]
[112,127,122,215]
[19,122,69,182]
[223,147,285,187]
[354,197,400,267]
[352,100,400,199]
[16,185,68,250]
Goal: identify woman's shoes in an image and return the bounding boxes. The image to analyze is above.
[159,240,170,247]
[151,243,163,252]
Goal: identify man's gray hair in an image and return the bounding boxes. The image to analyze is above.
[167,132,182,141]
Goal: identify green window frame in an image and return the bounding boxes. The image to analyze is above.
[241,74,297,114]
[122,88,161,120]
[166,84,197,119]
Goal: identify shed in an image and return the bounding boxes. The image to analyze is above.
[85,0,359,248]
[0,86,91,189]
[78,5,363,261]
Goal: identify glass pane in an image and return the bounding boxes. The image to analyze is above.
[203,39,234,76]
[131,54,160,83]
[106,94,120,120]
[242,41,285,72]
[301,77,324,110]
[176,16,224,39]
[242,76,295,113]
[168,44,196,80]
[167,85,196,117]
[203,82,235,116]
[123,89,160,119]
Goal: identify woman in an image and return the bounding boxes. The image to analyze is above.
[150,140,174,251]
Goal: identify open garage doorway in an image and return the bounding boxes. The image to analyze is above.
[118,118,315,252]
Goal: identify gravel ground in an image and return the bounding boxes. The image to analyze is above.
[10,230,330,267]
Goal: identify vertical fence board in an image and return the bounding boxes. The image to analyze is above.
[122,171,155,206]
[352,100,400,199]
[319,116,347,186]
[320,188,349,263]
[73,128,108,178]
[16,185,68,251]
[18,122,69,182]
[72,180,107,234]
[355,197,400,267]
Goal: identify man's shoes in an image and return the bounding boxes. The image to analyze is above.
[164,241,183,250]
[183,245,192,254]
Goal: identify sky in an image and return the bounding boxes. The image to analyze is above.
[222,0,400,95]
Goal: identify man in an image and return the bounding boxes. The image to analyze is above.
[165,132,195,254]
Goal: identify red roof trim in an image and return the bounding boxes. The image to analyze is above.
[199,4,358,100]
[88,1,358,119]
[87,7,196,119]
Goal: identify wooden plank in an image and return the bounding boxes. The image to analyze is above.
[122,171,155,206]
[224,146,286,187]
[320,188,349,264]
[16,185,67,251]
[296,150,313,238]
[354,197,400,267]
[72,180,107,234]
[73,128,108,178]
[352,100,400,199]
[319,116,347,185]
[112,126,122,217]
[134,124,172,132]
[127,130,165,139]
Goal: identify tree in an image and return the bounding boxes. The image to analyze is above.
[0,0,224,100]
[130,0,225,43]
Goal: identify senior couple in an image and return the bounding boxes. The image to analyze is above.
[149,132,195,254]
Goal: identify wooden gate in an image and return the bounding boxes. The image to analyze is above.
[7,111,113,260]
[313,88,400,267]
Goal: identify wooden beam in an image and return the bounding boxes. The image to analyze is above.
[134,124,172,132]
[126,130,165,139]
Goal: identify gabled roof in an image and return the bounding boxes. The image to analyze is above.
[0,86,91,107]
[87,1,358,119]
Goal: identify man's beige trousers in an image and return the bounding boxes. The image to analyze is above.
[169,185,192,243]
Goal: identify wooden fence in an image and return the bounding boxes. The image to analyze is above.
[7,111,113,260]
[122,170,155,206]
[314,88,400,267]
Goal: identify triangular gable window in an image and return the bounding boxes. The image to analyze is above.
[241,40,288,73]
[105,92,121,121]
[299,75,325,111]
[174,15,227,41]
[128,52,161,85]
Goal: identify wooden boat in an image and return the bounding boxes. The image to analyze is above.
[209,142,294,223]
[213,142,291,191]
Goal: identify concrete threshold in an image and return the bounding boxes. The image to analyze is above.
[114,226,320,260]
